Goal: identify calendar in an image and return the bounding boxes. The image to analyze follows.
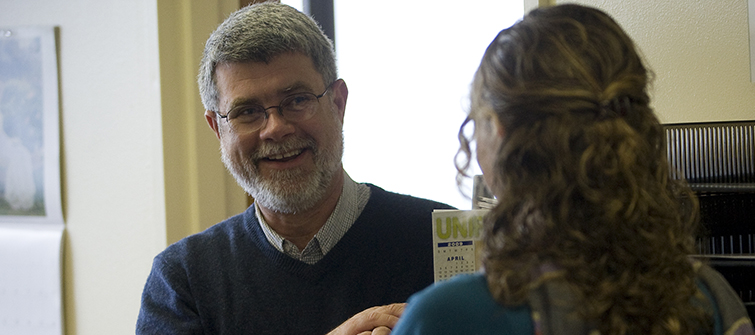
[432,209,489,282]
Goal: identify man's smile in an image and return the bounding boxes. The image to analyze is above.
[265,148,304,162]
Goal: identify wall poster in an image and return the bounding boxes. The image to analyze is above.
[0,26,64,335]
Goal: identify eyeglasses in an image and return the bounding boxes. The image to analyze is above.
[217,82,334,133]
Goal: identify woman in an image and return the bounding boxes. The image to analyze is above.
[391,4,753,335]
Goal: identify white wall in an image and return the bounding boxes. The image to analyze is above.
[1,1,166,334]
[557,0,755,123]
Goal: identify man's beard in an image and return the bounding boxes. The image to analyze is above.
[221,131,343,214]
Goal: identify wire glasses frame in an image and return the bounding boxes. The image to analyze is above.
[216,81,336,133]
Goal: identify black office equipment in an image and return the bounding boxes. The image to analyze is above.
[664,120,754,319]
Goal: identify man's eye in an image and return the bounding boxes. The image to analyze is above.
[237,107,260,116]
[230,107,264,121]
[285,94,316,109]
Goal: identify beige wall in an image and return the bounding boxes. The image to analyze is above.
[553,0,755,123]
[156,0,248,246]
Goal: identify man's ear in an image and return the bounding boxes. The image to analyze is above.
[494,114,505,139]
[205,110,221,139]
[330,79,348,122]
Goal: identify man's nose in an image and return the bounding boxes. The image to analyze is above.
[258,109,295,141]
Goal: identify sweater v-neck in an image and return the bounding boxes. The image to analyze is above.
[243,184,387,281]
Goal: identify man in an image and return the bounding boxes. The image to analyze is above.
[136,2,453,334]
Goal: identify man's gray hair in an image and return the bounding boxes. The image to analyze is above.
[198,2,337,112]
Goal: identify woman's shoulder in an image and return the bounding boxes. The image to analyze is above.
[695,263,754,335]
[410,273,490,304]
[392,273,533,335]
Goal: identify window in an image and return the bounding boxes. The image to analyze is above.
[284,1,523,208]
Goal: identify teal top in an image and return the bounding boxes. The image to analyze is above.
[393,265,754,335]
[391,273,533,335]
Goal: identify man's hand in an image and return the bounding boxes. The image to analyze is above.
[360,326,391,335]
[327,303,405,335]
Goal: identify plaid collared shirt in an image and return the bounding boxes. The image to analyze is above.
[256,171,371,264]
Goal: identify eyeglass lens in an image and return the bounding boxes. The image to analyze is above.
[226,92,320,132]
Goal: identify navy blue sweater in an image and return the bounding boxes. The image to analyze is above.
[137,184,454,334]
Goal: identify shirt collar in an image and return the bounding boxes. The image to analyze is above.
[255,171,370,263]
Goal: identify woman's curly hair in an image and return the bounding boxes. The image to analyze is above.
[456,5,709,335]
